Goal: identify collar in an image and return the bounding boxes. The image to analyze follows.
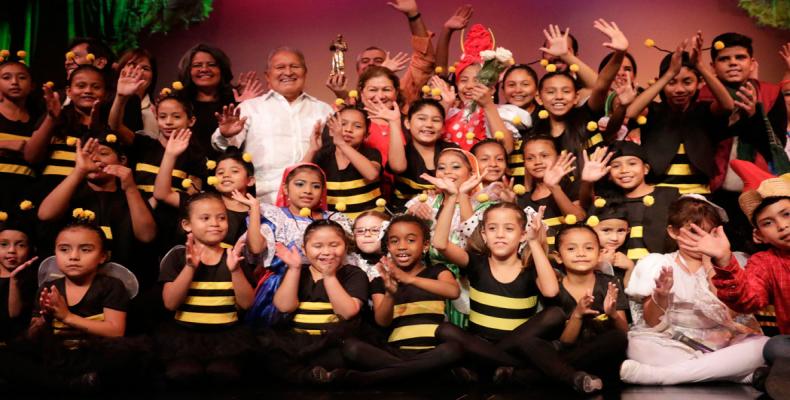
[263,89,313,103]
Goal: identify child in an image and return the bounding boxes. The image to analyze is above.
[0,214,38,344]
[158,192,256,386]
[304,107,383,219]
[339,214,462,384]
[589,200,634,286]
[470,139,512,201]
[259,219,368,383]
[369,98,459,212]
[621,195,769,385]
[500,64,538,184]
[350,210,390,280]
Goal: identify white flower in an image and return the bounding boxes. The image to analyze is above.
[480,50,496,61]
[495,47,513,63]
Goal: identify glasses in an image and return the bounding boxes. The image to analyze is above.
[354,227,381,236]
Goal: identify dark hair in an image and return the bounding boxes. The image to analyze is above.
[67,37,116,67]
[438,148,472,170]
[177,43,235,104]
[503,64,539,88]
[711,32,753,60]
[58,221,109,253]
[117,48,158,99]
[67,64,106,88]
[598,52,637,76]
[407,98,446,121]
[285,164,325,186]
[385,213,431,244]
[556,223,600,248]
[482,202,527,228]
[752,196,790,226]
[181,191,226,221]
[216,146,254,176]
[538,71,580,92]
[155,94,194,118]
[358,65,404,109]
[338,105,371,133]
[522,134,558,154]
[659,51,696,77]
[667,197,723,229]
[542,33,579,55]
[303,219,350,247]
[471,138,507,159]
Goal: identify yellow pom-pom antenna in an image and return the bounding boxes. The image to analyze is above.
[299,207,312,217]
[636,115,647,125]
[335,98,345,106]
[647,79,656,86]
[19,200,33,211]
[0,211,7,222]
[512,115,522,126]
[435,66,444,74]
[335,202,347,212]
[586,215,600,227]
[66,137,77,146]
[83,210,96,222]
[513,184,526,195]
[160,88,172,96]
[242,153,253,163]
[418,193,428,202]
[448,65,457,73]
[545,64,557,73]
[431,88,442,97]
[421,85,431,94]
[569,64,580,73]
[207,176,219,186]
[45,81,55,88]
[494,131,505,140]
[714,41,725,50]
[0,57,4,63]
[16,50,26,58]
[375,198,387,208]
[476,193,490,203]
[538,110,549,120]
[586,121,598,132]
[181,178,193,189]
[172,81,184,91]
[563,214,577,225]
[86,53,95,62]
[0,50,9,58]
[105,134,117,143]
[465,132,475,140]
[348,89,359,98]
[205,160,216,170]
[508,58,515,65]
[594,198,607,208]
[643,195,655,207]
[72,208,84,218]
[539,59,549,66]
[65,51,75,60]
[644,38,655,48]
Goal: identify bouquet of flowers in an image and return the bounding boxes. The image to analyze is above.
[468,47,512,114]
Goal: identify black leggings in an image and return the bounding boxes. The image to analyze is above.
[339,337,463,384]
[164,357,244,388]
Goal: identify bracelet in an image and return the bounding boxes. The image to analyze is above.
[651,293,668,314]
[407,12,421,21]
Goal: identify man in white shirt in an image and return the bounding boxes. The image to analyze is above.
[212,47,332,203]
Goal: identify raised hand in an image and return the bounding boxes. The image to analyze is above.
[572,289,599,319]
[677,224,731,264]
[470,83,495,107]
[325,73,348,94]
[9,256,38,280]
[102,164,136,191]
[603,281,619,317]
[42,84,62,118]
[387,0,418,16]
[74,138,99,175]
[581,147,613,183]
[420,173,458,195]
[653,266,674,299]
[376,257,399,295]
[275,243,302,270]
[780,43,790,70]
[406,201,434,220]
[215,104,247,137]
[381,52,410,73]
[525,205,547,242]
[543,151,576,187]
[185,233,204,269]
[496,176,518,204]
[308,121,324,153]
[666,41,688,77]
[326,113,345,146]
[234,71,265,102]
[117,65,147,97]
[164,128,192,157]
[365,101,401,123]
[459,167,489,195]
[539,24,570,57]
[444,4,473,31]
[734,81,757,118]
[613,73,636,106]
[593,19,628,52]
[688,31,704,67]
[429,75,457,110]
[226,239,246,272]
[231,189,260,211]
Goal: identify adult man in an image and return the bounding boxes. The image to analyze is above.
[212,47,332,203]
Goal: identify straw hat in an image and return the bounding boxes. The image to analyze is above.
[730,160,790,223]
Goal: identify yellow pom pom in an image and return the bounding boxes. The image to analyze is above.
[0,211,7,222]
[0,57,4,63]
[335,98,345,106]
[512,115,522,126]
[466,132,475,140]
[448,66,457,73]
[586,215,600,227]
[86,53,95,62]
[421,85,431,94]
[418,193,428,202]
[83,210,95,222]
[348,89,359,98]
[564,214,577,225]
[0,50,9,58]
[66,137,77,146]
[494,131,505,140]
[647,79,656,86]
[335,202,347,212]
[160,88,172,96]
[16,50,26,58]
[72,208,84,218]
[18,60,25,65]
[172,81,184,91]
[435,66,444,74]
[586,121,598,132]
[207,176,219,186]
[545,64,557,73]
[65,51,75,60]
[644,38,655,48]
[299,207,312,217]
[19,200,33,211]
[539,59,549,66]
[431,88,442,97]
[105,134,117,143]
[508,58,516,65]
[538,110,549,120]
[636,115,647,125]
[375,198,387,208]
[569,64,580,73]
[181,178,193,189]
[643,195,655,207]
[205,160,216,170]
[714,41,725,50]
[242,153,253,163]
[513,184,526,195]
[476,193,490,203]
[594,198,607,208]
[45,81,55,89]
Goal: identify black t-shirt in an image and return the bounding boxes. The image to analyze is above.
[370,263,449,349]
[129,135,205,198]
[466,251,539,341]
[316,144,383,219]
[0,266,37,342]
[290,264,369,335]
[191,100,226,161]
[387,139,459,212]
[516,179,579,252]
[545,272,627,343]
[159,245,257,330]
[0,112,37,209]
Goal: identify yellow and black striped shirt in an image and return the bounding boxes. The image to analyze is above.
[655,143,710,194]
[317,145,384,220]
[291,264,368,336]
[131,135,204,196]
[0,115,36,179]
[388,140,459,212]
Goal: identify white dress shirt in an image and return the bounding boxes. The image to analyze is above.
[212,90,332,203]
